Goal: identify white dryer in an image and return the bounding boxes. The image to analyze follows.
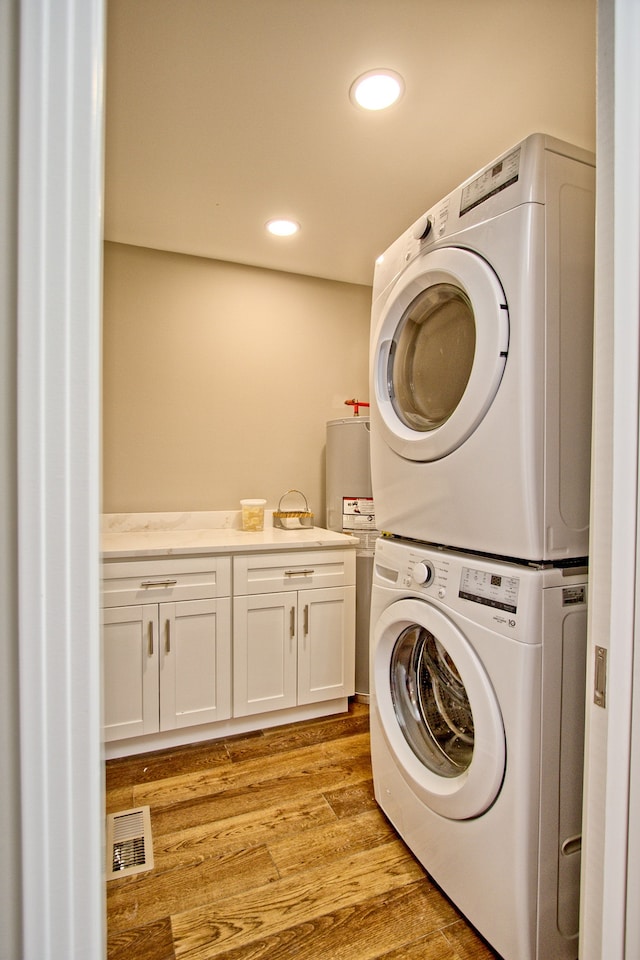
[370,535,588,960]
[369,133,595,562]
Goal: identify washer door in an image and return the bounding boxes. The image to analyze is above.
[373,598,505,820]
[373,247,509,462]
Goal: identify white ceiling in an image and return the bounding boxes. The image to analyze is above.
[104,0,596,287]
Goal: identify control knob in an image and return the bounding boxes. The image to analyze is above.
[412,214,433,241]
[412,561,434,586]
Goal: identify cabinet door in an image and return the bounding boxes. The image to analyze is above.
[233,592,297,717]
[298,586,356,705]
[103,604,159,741]
[159,598,231,731]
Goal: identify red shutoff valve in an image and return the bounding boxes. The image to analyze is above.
[345,398,370,417]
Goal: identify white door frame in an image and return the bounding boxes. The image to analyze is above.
[17,1,105,957]
[14,0,637,957]
[580,1,640,957]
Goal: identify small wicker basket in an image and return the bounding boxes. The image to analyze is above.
[273,489,314,529]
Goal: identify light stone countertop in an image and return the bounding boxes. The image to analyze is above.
[102,511,358,559]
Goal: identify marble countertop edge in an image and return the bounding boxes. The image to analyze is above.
[101,512,358,559]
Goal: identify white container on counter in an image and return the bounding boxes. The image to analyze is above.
[240,499,267,531]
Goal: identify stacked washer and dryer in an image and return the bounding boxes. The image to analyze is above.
[368,134,595,960]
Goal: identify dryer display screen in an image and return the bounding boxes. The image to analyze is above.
[459,566,519,613]
[460,146,521,216]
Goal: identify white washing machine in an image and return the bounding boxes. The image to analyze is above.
[369,133,595,562]
[370,535,588,960]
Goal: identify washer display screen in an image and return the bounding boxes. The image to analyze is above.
[458,567,519,614]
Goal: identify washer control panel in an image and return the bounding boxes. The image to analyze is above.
[403,551,520,610]
[459,566,520,614]
[374,536,588,644]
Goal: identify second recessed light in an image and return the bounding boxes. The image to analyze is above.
[350,69,404,111]
[266,218,300,237]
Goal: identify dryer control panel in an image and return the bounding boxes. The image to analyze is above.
[459,146,521,216]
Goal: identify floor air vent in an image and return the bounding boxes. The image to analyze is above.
[106,806,154,881]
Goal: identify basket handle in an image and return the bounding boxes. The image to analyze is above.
[277,489,310,512]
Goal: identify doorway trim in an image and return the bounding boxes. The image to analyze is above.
[17,1,105,955]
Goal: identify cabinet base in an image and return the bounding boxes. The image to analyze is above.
[104,697,350,759]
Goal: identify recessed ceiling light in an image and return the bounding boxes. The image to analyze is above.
[350,69,404,111]
[266,218,300,237]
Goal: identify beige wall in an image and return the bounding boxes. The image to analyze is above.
[103,242,372,519]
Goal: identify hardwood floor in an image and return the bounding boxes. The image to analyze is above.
[105,702,502,960]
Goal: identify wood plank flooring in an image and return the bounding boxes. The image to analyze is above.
[105,702,502,960]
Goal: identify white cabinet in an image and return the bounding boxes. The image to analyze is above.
[101,543,357,751]
[233,550,356,718]
[102,556,231,742]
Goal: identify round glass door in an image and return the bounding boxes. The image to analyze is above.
[390,284,476,433]
[391,623,474,777]
[373,247,509,462]
[373,598,505,820]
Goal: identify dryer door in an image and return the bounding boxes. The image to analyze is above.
[373,597,505,820]
[373,247,509,462]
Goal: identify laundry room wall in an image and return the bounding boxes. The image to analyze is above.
[102,241,371,517]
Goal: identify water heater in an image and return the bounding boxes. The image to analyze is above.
[326,416,378,698]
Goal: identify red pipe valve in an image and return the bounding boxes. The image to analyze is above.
[345,398,370,417]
